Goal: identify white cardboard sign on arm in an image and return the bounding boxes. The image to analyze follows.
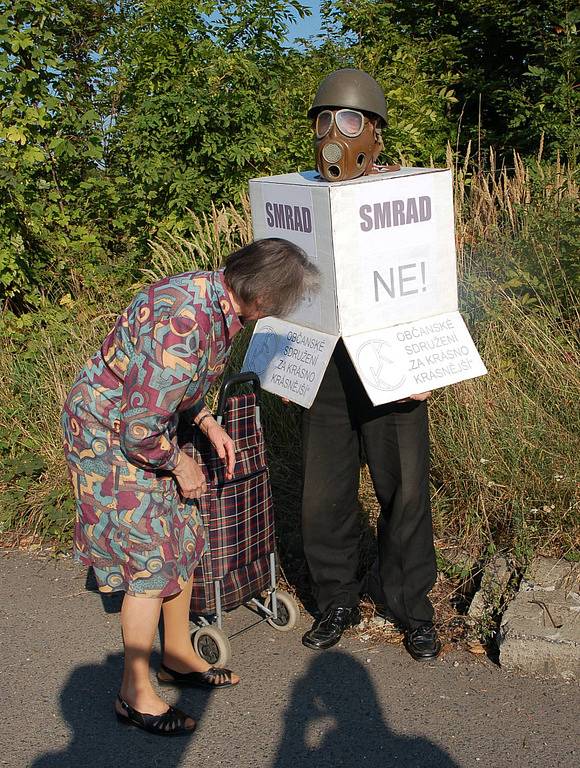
[341,311,487,405]
[242,317,338,408]
[243,168,486,406]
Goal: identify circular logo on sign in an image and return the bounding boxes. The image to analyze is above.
[246,326,277,375]
[356,339,406,392]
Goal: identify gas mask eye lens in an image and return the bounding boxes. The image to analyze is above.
[315,110,333,138]
[315,109,365,138]
[335,109,365,137]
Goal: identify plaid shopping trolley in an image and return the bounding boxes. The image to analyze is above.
[178,372,299,665]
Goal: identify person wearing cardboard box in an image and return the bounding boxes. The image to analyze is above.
[301,69,441,660]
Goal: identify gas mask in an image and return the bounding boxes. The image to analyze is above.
[313,108,384,182]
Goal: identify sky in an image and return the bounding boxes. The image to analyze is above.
[286,1,323,45]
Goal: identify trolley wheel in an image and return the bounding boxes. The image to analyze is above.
[191,626,232,666]
[265,591,299,632]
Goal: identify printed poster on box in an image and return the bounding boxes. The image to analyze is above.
[331,169,458,335]
[248,174,339,335]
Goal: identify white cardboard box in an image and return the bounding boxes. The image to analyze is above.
[242,168,486,407]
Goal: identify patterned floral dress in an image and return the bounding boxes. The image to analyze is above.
[61,270,242,598]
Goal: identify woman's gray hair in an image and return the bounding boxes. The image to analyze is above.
[223,238,320,318]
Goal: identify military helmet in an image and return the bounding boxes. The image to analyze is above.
[308,68,387,126]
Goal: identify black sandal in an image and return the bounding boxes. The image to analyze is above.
[157,662,239,689]
[115,695,196,736]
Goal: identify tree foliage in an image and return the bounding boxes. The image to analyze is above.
[0,0,576,305]
[105,1,317,242]
[0,1,122,304]
[328,0,579,158]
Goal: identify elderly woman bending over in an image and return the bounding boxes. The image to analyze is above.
[61,238,319,736]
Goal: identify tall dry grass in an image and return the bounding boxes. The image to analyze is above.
[0,300,119,539]
[144,200,253,282]
[450,142,578,271]
[429,147,579,563]
[429,293,579,562]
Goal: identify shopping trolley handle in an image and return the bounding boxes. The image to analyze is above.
[216,372,262,427]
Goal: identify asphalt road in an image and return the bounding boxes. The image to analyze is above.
[1,549,578,768]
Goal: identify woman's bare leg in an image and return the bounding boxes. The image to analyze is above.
[161,574,240,683]
[117,593,169,715]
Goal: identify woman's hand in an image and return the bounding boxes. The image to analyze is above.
[204,419,236,480]
[172,452,207,499]
[193,409,236,479]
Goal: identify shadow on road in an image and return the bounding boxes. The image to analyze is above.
[271,650,459,768]
[29,651,209,768]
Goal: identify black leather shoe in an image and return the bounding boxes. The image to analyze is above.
[404,623,441,660]
[302,606,361,650]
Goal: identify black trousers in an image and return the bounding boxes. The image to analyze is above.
[301,341,436,630]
